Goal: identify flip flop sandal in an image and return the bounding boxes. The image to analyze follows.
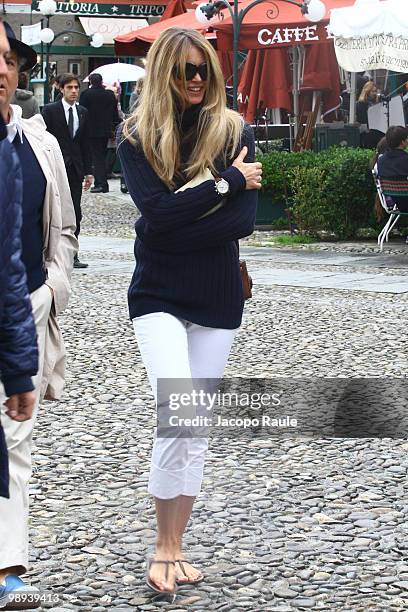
[146,559,177,594]
[175,559,204,585]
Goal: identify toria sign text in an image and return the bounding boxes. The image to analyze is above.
[31,1,166,17]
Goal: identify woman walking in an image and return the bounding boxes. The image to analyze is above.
[118,27,262,594]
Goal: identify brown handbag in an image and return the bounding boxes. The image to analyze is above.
[240,260,253,300]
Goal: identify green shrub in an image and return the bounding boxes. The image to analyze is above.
[256,147,377,239]
[290,166,330,237]
[257,150,316,202]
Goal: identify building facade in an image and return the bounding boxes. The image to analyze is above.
[4,0,167,104]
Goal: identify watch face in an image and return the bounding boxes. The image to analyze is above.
[217,178,229,195]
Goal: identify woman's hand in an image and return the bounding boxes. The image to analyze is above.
[232,146,263,190]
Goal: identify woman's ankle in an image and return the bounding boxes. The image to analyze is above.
[173,538,183,558]
[155,539,178,556]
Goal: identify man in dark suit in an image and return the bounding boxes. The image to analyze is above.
[79,72,120,193]
[42,73,92,268]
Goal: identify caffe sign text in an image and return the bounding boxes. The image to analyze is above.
[258,24,333,46]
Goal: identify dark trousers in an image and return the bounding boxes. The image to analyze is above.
[89,137,108,189]
[106,147,116,178]
[66,164,83,239]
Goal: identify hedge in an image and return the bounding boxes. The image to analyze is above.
[256,147,377,239]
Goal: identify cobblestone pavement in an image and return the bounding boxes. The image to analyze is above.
[25,183,408,611]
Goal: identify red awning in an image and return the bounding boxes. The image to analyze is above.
[114,10,216,56]
[214,0,356,51]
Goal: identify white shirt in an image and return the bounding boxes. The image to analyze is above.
[6,104,24,144]
[61,98,79,137]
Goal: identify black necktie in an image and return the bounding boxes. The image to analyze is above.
[68,107,74,139]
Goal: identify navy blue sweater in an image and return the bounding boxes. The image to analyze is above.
[118,118,257,329]
[12,134,46,293]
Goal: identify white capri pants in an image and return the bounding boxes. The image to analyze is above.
[133,312,237,499]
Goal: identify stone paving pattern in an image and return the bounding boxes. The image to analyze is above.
[25,183,408,611]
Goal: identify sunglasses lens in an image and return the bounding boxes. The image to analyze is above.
[198,64,208,81]
[185,62,197,81]
[183,62,208,81]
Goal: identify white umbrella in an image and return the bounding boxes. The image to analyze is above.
[84,62,145,84]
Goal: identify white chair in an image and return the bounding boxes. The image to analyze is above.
[372,163,408,251]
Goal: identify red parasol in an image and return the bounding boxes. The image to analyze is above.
[237,38,342,123]
[300,39,342,119]
[238,48,291,122]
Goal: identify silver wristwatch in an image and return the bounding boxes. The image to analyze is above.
[214,176,230,196]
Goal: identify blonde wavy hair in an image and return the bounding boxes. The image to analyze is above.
[358,81,377,103]
[122,27,243,189]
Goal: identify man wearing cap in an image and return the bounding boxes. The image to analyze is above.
[0,21,77,608]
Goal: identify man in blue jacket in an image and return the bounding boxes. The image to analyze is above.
[377,126,408,215]
[378,126,408,177]
[0,19,39,609]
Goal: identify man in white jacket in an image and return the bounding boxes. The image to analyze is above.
[0,21,77,609]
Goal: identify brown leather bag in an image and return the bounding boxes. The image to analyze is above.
[240,260,253,300]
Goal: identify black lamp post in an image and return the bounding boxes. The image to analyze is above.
[41,30,103,104]
[38,0,103,105]
[197,0,326,111]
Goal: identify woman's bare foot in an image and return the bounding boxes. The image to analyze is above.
[174,557,203,584]
[148,547,176,592]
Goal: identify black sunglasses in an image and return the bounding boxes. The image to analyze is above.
[178,62,208,82]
